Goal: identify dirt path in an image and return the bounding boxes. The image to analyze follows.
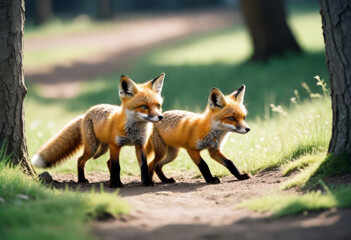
[50,170,351,240]
[25,9,241,98]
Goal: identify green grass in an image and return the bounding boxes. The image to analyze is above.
[24,17,113,38]
[240,185,351,217]
[0,160,129,240]
[24,46,101,69]
[282,152,325,176]
[282,153,351,190]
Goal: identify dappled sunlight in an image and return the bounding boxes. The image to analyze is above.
[149,29,251,66]
[24,46,102,71]
[149,11,324,67]
[289,12,325,52]
[25,10,238,87]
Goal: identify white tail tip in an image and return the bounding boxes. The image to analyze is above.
[31,154,46,168]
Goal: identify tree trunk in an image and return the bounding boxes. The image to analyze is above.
[97,0,113,20]
[0,0,36,176]
[34,0,52,25]
[320,0,351,156]
[240,0,302,61]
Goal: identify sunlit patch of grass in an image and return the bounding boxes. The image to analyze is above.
[282,159,322,189]
[149,27,251,66]
[24,46,102,69]
[240,185,351,217]
[288,11,324,52]
[282,152,325,176]
[24,16,113,38]
[282,153,351,190]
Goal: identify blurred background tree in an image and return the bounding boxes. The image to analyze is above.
[97,0,113,20]
[241,0,302,61]
[34,0,53,25]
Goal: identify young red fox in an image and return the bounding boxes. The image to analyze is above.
[32,74,165,188]
[147,85,250,184]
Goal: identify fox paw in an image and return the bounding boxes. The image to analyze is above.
[110,182,124,188]
[162,177,176,184]
[238,173,251,180]
[207,177,221,184]
[78,178,89,184]
[142,180,155,187]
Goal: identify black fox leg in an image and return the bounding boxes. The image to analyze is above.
[77,156,89,183]
[136,145,154,186]
[187,149,220,184]
[197,159,221,184]
[209,149,250,180]
[109,144,123,188]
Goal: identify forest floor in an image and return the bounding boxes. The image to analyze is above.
[50,170,351,240]
[25,9,240,98]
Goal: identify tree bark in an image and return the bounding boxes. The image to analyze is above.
[0,0,36,176]
[320,0,351,156]
[241,0,302,61]
[34,0,52,25]
[97,0,113,20]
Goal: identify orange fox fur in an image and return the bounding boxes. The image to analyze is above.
[32,74,165,188]
[148,85,251,184]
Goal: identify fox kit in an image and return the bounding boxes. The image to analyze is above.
[32,74,165,188]
[148,85,250,184]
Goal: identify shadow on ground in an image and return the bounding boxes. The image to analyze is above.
[93,207,351,240]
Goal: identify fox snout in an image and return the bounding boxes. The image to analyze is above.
[148,114,163,122]
[149,114,163,122]
[235,123,250,134]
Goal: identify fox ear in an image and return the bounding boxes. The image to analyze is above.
[208,88,226,109]
[119,75,138,99]
[231,84,246,103]
[148,73,165,94]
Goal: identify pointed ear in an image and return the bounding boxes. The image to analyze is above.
[231,84,246,103]
[119,75,138,99]
[148,73,165,94]
[208,88,226,109]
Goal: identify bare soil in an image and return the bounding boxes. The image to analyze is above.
[50,170,351,240]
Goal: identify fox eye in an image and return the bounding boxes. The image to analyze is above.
[244,116,246,120]
[227,116,236,121]
[157,104,161,109]
[140,105,149,110]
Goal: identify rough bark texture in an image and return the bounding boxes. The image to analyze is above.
[240,0,302,61]
[0,0,36,175]
[320,0,351,156]
[34,0,52,25]
[97,0,112,20]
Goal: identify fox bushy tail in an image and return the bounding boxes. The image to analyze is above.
[31,116,84,168]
